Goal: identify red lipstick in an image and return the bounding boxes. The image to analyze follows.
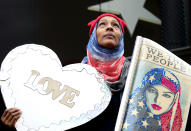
[151,104,162,110]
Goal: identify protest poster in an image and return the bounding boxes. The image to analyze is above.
[115,36,191,131]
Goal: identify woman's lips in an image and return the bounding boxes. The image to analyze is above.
[151,104,162,110]
[104,33,115,39]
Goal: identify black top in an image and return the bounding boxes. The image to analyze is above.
[70,59,130,131]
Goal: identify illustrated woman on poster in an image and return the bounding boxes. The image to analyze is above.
[122,68,182,131]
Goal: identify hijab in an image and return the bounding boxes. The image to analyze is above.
[123,68,182,131]
[82,14,127,82]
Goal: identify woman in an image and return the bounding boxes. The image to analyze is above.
[82,13,129,89]
[72,13,130,130]
[122,68,182,131]
[0,13,130,130]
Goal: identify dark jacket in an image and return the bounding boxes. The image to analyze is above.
[69,59,130,131]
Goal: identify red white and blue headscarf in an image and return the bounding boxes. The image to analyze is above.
[82,14,127,82]
[123,68,182,131]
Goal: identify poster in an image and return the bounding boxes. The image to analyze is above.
[115,36,191,131]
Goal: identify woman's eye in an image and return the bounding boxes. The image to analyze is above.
[99,22,105,26]
[163,94,171,98]
[113,23,120,28]
[148,88,156,93]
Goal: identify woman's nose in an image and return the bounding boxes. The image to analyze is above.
[106,24,113,31]
[154,93,159,103]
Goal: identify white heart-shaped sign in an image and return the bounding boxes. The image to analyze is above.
[0,44,111,131]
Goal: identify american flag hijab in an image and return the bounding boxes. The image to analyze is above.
[123,68,182,131]
[81,14,127,82]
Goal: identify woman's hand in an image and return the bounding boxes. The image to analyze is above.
[1,108,22,127]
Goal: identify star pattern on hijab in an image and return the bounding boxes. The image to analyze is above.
[148,112,154,118]
[122,68,182,131]
[123,106,158,130]
[149,75,155,82]
[142,120,149,128]
[138,101,144,108]
[129,98,134,103]
[123,122,130,129]
[131,109,139,116]
[122,89,161,131]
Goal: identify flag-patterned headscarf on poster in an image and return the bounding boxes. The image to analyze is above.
[122,68,182,131]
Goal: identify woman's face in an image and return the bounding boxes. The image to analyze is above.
[145,85,175,115]
[96,16,121,49]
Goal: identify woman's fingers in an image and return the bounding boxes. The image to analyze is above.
[3,108,18,120]
[9,112,22,127]
[1,108,22,127]
[5,108,21,124]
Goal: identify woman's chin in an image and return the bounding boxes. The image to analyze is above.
[150,109,163,115]
[99,42,117,49]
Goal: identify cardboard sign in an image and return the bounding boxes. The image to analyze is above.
[0,44,111,131]
[115,36,191,131]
